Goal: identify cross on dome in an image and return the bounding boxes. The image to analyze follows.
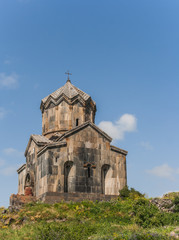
[65,70,72,82]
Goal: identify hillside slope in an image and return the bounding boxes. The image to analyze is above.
[0,195,179,240]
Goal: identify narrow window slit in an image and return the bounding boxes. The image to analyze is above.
[76,118,79,126]
[87,166,91,178]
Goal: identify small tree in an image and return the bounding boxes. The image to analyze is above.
[119,185,130,199]
[119,185,144,200]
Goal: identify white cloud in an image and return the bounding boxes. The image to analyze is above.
[0,107,6,119]
[3,148,23,157]
[0,73,19,89]
[98,114,137,140]
[147,164,179,180]
[140,141,153,151]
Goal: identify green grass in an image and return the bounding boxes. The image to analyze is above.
[0,198,178,240]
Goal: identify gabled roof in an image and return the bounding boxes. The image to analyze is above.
[40,80,96,111]
[110,145,128,156]
[36,121,112,156]
[24,134,53,156]
[31,135,53,144]
[17,164,26,174]
[37,141,67,157]
[34,122,128,157]
[57,121,112,142]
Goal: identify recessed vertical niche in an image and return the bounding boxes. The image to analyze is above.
[76,118,79,126]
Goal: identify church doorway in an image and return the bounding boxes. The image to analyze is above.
[24,173,33,196]
[101,164,110,194]
[64,161,73,192]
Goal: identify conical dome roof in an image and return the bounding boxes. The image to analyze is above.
[40,80,96,112]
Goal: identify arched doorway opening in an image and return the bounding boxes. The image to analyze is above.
[101,164,110,194]
[24,173,34,196]
[64,161,73,193]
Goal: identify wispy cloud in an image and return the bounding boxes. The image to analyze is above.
[0,73,19,89]
[0,157,17,176]
[4,59,11,65]
[98,114,137,140]
[0,166,17,176]
[0,108,7,119]
[3,148,24,157]
[0,151,22,176]
[34,83,39,90]
[140,141,153,151]
[0,158,5,167]
[147,164,179,180]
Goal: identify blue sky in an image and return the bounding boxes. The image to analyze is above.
[0,0,179,207]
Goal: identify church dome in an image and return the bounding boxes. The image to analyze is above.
[40,79,96,113]
[40,79,96,138]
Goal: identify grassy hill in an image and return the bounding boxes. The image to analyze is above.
[0,191,179,240]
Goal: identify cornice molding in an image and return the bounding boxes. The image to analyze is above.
[37,141,67,157]
[40,94,96,113]
[24,135,52,156]
[57,121,112,142]
[110,145,128,156]
[17,164,26,174]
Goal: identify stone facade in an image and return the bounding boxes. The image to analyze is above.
[16,79,128,203]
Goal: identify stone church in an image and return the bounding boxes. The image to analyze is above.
[16,76,127,203]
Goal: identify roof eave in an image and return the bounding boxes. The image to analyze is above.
[37,141,67,157]
[17,164,26,174]
[24,135,49,157]
[110,145,128,156]
[58,121,112,142]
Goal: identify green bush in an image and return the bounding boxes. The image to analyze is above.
[0,194,179,239]
[173,196,179,212]
[131,198,179,228]
[132,198,162,228]
[35,221,98,240]
[119,186,144,200]
[128,232,173,240]
[119,186,130,199]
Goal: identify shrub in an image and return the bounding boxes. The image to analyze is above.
[163,192,179,200]
[119,186,144,200]
[35,221,98,240]
[173,196,179,212]
[132,198,162,228]
[119,186,130,199]
[129,232,172,240]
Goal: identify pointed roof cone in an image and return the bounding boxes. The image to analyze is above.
[40,80,96,111]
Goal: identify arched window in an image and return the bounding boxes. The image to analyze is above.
[101,164,110,194]
[76,118,79,126]
[24,173,33,196]
[87,165,91,178]
[64,161,73,193]
[25,173,31,187]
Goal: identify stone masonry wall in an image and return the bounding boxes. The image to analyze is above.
[18,167,26,195]
[109,150,127,194]
[39,126,126,196]
[42,101,94,137]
